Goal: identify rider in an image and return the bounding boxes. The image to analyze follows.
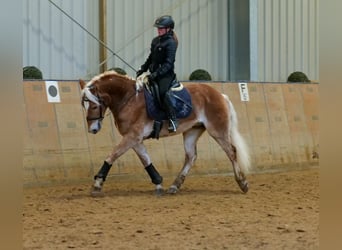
[136,15,179,132]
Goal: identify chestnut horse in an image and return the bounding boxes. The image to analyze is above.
[79,71,251,196]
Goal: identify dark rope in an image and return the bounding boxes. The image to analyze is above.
[48,0,137,73]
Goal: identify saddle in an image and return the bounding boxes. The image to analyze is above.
[138,74,192,139]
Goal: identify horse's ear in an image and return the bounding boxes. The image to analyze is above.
[79,79,86,89]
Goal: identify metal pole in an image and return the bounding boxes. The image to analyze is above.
[99,0,107,72]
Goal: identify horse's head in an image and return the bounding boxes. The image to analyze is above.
[79,79,108,134]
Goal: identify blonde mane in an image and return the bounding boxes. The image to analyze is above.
[135,72,150,91]
[87,70,133,87]
[82,71,132,106]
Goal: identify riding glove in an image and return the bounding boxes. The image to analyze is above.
[148,72,158,82]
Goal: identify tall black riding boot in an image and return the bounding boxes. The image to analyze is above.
[163,92,178,132]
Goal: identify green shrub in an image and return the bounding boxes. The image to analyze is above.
[23,66,43,80]
[189,69,212,81]
[108,67,127,75]
[287,71,310,83]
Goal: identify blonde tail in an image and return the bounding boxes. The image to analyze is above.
[223,94,251,173]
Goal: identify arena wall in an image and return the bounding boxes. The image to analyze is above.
[23,81,319,186]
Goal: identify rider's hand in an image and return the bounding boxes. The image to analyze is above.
[148,72,158,82]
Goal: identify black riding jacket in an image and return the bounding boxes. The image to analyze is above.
[140,31,177,79]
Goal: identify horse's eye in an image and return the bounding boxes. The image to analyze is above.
[91,106,97,110]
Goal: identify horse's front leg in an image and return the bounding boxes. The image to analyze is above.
[91,138,134,196]
[132,143,164,196]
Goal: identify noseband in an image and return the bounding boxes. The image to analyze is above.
[85,100,105,122]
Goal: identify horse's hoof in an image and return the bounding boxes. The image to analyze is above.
[167,186,179,194]
[239,181,249,194]
[90,186,104,197]
[155,188,164,197]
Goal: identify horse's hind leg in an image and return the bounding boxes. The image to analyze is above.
[168,127,205,194]
[229,144,249,193]
[214,137,249,193]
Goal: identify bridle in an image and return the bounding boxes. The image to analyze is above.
[83,87,105,122]
[84,99,105,122]
[82,82,138,122]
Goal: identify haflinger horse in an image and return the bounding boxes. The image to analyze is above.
[79,71,251,196]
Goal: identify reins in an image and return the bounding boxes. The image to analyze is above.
[114,85,140,114]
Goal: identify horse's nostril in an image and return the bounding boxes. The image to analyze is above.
[91,129,98,134]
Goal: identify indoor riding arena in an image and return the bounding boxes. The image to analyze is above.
[23,81,319,249]
[23,1,319,249]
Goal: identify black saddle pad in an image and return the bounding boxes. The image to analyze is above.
[143,85,192,121]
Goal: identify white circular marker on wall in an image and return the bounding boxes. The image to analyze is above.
[45,81,60,103]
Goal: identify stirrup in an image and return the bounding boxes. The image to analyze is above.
[168,119,178,132]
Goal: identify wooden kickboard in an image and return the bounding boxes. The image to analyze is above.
[244,83,273,169]
[263,84,295,166]
[282,84,312,163]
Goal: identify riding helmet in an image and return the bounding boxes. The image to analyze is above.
[154,15,175,29]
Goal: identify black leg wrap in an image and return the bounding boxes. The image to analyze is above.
[145,163,163,185]
[94,161,112,181]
